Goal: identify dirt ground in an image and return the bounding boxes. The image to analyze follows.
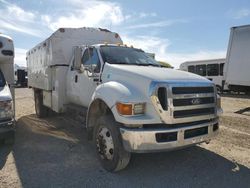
[0,88,250,188]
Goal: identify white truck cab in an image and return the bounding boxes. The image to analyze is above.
[27,27,222,171]
[0,34,15,144]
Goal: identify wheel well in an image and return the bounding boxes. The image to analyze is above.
[87,99,113,140]
[33,88,42,95]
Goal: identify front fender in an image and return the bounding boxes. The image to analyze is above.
[90,81,160,125]
[92,81,143,108]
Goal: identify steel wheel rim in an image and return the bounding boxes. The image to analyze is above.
[96,127,114,160]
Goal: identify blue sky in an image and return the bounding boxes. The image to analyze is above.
[0,0,250,68]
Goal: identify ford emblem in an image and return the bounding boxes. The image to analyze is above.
[191,98,201,105]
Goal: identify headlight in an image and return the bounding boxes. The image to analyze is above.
[116,102,145,116]
[0,100,13,119]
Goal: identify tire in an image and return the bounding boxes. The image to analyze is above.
[5,134,15,145]
[34,90,48,118]
[94,115,131,172]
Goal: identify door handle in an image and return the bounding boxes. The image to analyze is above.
[75,75,78,83]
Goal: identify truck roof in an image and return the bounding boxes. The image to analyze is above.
[27,27,122,55]
[231,24,250,30]
[0,33,13,41]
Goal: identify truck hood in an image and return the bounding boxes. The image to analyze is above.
[103,63,210,83]
[0,84,12,101]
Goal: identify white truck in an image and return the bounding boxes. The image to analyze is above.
[224,25,250,93]
[27,27,222,172]
[0,33,15,144]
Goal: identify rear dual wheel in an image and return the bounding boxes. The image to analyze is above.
[34,90,48,118]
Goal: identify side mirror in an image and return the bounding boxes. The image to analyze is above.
[73,47,82,70]
[84,64,98,77]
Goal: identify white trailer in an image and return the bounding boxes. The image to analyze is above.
[27,27,222,172]
[224,25,250,93]
[180,59,227,92]
[0,33,15,144]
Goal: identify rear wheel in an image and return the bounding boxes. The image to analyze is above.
[34,90,48,118]
[94,115,131,172]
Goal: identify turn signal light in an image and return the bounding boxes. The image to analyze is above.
[116,103,133,115]
[116,102,145,116]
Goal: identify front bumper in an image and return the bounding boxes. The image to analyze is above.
[0,119,15,140]
[120,119,219,153]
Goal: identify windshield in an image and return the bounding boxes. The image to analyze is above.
[0,70,6,87]
[100,46,160,67]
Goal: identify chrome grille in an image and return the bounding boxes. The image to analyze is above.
[173,107,215,118]
[173,97,214,106]
[172,86,214,94]
[150,81,217,124]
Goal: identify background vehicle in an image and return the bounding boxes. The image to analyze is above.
[27,27,222,172]
[180,59,227,92]
[224,25,250,93]
[15,68,27,87]
[0,33,15,144]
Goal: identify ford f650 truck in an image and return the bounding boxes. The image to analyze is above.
[27,27,222,172]
[0,34,15,144]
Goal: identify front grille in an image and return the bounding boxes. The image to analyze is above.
[172,86,214,94]
[150,82,216,124]
[173,97,214,106]
[174,108,215,118]
[157,87,168,110]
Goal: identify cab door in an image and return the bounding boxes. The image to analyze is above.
[76,47,101,107]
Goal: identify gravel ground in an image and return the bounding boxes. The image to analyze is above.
[0,88,250,188]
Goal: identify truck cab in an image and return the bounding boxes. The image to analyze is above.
[0,34,15,144]
[27,28,222,172]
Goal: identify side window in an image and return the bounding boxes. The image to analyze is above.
[82,48,101,73]
[219,63,224,76]
[207,64,219,76]
[196,64,206,76]
[188,65,195,73]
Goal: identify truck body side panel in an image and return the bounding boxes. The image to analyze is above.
[27,27,122,91]
[225,25,250,87]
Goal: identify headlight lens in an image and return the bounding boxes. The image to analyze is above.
[116,102,145,116]
[0,100,13,119]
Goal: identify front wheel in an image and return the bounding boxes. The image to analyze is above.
[94,115,131,172]
[5,134,15,145]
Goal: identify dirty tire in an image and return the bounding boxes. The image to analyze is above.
[94,115,131,172]
[5,134,15,145]
[34,90,48,118]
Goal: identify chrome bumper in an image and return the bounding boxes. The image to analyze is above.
[120,120,218,153]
